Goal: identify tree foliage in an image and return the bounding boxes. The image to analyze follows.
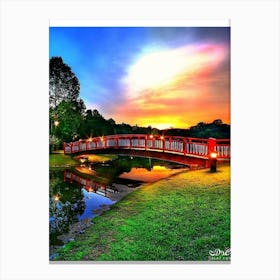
[49,57,86,146]
[54,101,84,142]
[79,109,115,138]
[164,119,230,139]
[49,57,80,109]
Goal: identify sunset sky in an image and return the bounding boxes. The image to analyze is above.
[49,27,230,129]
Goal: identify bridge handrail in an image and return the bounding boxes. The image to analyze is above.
[63,134,230,159]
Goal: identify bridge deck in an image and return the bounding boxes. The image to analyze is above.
[64,134,230,168]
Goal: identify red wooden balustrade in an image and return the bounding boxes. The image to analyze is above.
[63,134,230,159]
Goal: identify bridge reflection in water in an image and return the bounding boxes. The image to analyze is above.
[64,134,230,168]
[63,170,117,197]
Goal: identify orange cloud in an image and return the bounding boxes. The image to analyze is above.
[113,43,230,129]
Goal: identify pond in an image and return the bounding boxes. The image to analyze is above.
[49,155,188,259]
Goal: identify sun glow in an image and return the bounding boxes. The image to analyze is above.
[125,44,224,96]
[139,115,183,129]
[116,42,229,129]
[150,123,174,130]
[127,49,187,91]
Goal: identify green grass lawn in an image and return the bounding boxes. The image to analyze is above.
[49,151,117,168]
[56,164,230,261]
[49,151,79,167]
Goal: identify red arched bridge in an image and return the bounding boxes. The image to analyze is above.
[64,134,230,168]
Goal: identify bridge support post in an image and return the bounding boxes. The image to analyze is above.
[183,138,186,156]
[145,136,147,150]
[169,137,172,151]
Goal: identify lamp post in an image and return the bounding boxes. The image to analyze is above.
[50,117,59,153]
[54,120,59,127]
[50,114,59,134]
[209,151,218,172]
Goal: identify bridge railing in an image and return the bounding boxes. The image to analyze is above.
[64,134,230,159]
[215,139,231,158]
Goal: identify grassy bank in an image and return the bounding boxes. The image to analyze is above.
[49,151,79,168]
[56,165,230,261]
[50,152,117,168]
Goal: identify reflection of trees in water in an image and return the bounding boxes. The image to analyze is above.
[49,170,85,241]
[49,157,178,244]
[93,156,155,183]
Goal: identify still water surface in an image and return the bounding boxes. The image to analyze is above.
[49,155,187,258]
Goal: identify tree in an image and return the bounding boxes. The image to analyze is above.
[49,57,86,146]
[85,109,93,120]
[212,119,223,125]
[151,128,160,135]
[92,109,104,120]
[49,135,61,153]
[49,57,80,109]
[108,118,116,126]
[54,101,84,142]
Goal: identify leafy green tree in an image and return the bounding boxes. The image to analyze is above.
[151,128,160,135]
[54,101,84,142]
[85,109,93,120]
[49,57,86,146]
[49,57,80,109]
[116,123,132,134]
[92,109,104,119]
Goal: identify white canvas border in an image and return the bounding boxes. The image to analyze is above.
[1,0,279,279]
[50,19,230,27]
